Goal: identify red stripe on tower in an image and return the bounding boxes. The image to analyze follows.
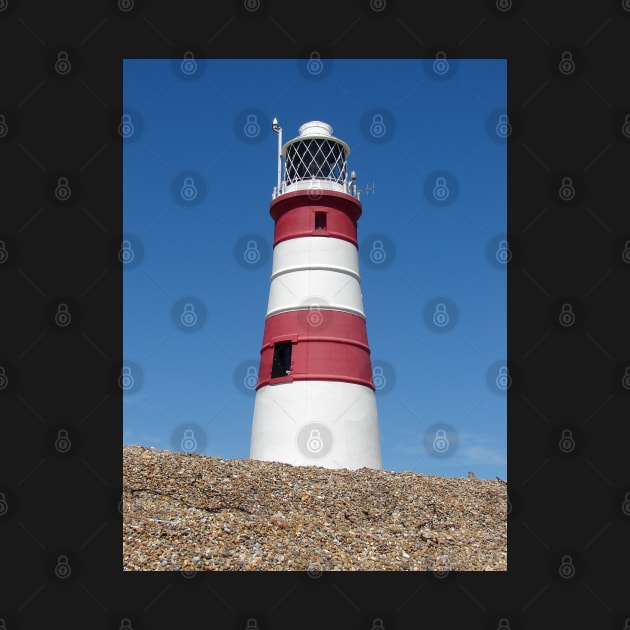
[257,309,374,390]
[271,190,362,247]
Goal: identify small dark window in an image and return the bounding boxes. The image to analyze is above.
[315,212,327,230]
[271,341,292,378]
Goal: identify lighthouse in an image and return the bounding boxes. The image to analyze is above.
[249,120,382,470]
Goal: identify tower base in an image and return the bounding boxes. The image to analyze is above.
[250,380,381,470]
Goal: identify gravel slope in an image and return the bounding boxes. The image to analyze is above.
[123,445,507,571]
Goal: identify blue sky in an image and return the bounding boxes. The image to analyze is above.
[122,58,507,479]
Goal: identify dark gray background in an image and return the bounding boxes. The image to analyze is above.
[1,0,629,628]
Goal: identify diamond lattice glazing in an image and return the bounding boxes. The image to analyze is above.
[284,139,347,185]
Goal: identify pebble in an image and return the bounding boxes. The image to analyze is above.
[123,445,507,571]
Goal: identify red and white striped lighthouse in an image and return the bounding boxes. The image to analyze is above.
[250,120,382,470]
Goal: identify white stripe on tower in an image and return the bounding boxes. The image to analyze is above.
[266,237,365,320]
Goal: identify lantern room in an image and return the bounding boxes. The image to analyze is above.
[272,121,356,198]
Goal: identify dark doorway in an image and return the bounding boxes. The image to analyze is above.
[271,341,292,378]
